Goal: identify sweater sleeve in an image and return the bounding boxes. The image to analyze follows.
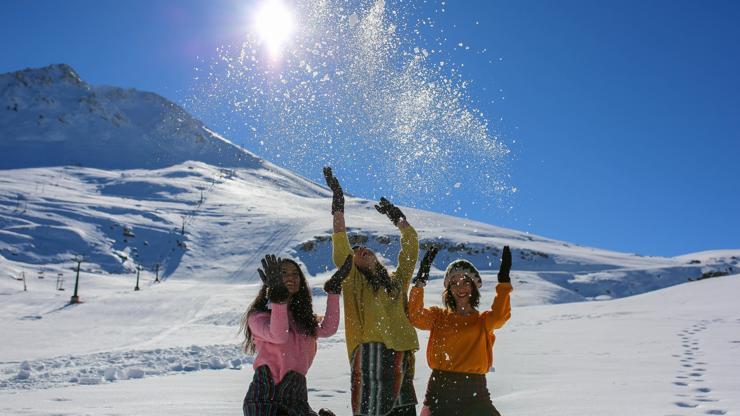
[408,286,439,330]
[248,303,290,344]
[332,231,358,293]
[316,293,341,338]
[332,231,353,268]
[395,226,419,286]
[483,283,513,332]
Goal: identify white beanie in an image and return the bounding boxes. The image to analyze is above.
[443,259,482,288]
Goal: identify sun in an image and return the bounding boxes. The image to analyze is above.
[252,0,295,59]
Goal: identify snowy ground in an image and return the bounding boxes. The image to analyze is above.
[3,63,739,415]
[1,162,739,415]
[1,271,738,415]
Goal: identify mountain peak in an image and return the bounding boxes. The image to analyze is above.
[3,63,86,88]
[0,64,265,171]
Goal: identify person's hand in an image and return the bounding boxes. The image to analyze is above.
[324,255,353,294]
[323,167,344,214]
[258,254,289,303]
[374,197,405,226]
[498,246,512,283]
[413,246,438,287]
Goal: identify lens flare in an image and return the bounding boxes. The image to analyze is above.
[252,0,295,58]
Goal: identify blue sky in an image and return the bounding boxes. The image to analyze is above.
[2,0,739,256]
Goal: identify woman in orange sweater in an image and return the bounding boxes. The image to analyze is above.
[408,246,513,416]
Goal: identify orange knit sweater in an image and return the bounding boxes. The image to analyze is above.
[408,283,512,374]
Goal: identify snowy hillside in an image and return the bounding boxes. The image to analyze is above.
[0,64,265,170]
[1,161,737,305]
[1,65,739,415]
[1,65,738,303]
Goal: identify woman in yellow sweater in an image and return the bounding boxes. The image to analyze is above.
[323,167,419,416]
[409,246,513,416]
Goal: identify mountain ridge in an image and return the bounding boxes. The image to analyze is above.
[0,64,737,306]
[1,64,262,170]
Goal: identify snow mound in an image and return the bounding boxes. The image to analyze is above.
[0,344,247,390]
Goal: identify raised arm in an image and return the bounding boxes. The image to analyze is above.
[483,283,513,331]
[324,166,346,235]
[484,246,513,331]
[408,247,438,329]
[324,167,352,267]
[374,197,418,284]
[333,212,346,234]
[408,286,439,330]
[395,224,418,285]
[248,304,290,344]
[331,219,353,268]
[316,293,341,337]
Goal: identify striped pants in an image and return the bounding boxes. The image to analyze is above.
[243,365,318,416]
[350,343,417,416]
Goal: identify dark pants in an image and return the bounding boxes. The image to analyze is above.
[243,365,318,416]
[385,406,416,416]
[423,369,501,416]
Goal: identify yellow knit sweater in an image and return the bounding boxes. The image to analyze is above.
[332,227,419,359]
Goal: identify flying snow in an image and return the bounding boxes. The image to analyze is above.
[188,0,512,211]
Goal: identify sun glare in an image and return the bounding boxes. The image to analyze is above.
[253,0,295,58]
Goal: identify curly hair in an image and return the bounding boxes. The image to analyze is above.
[238,259,318,354]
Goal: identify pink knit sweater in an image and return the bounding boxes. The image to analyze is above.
[248,294,340,384]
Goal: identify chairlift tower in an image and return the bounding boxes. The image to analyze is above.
[135,266,142,291]
[70,257,82,304]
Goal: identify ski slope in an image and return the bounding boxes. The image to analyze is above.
[1,64,739,415]
[1,270,738,415]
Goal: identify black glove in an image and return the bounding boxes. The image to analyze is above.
[324,255,353,294]
[258,254,290,303]
[374,197,405,225]
[323,167,344,214]
[413,246,438,286]
[318,409,336,416]
[498,246,512,283]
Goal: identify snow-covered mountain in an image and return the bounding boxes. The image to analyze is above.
[1,64,738,304]
[2,64,739,415]
[0,64,264,170]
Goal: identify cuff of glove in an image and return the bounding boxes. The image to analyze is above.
[324,280,343,294]
[412,277,427,287]
[268,286,290,303]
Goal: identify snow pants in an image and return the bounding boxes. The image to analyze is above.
[243,365,318,416]
[422,369,501,416]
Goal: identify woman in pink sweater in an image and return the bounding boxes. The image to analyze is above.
[239,254,352,416]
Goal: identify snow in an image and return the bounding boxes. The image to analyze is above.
[0,65,264,171]
[187,0,512,207]
[1,274,738,415]
[1,65,739,414]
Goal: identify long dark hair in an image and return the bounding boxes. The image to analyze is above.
[356,262,399,297]
[239,259,318,354]
[443,276,481,312]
